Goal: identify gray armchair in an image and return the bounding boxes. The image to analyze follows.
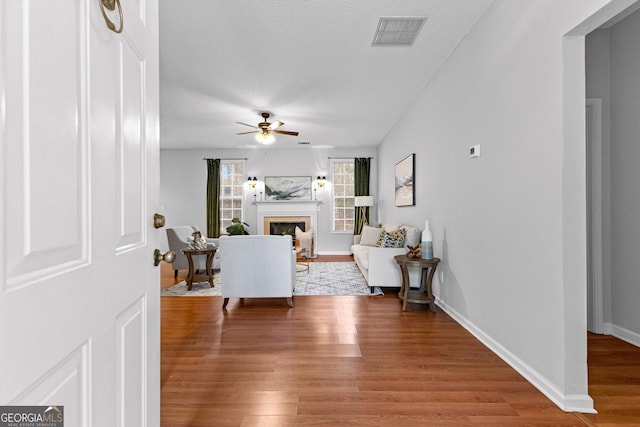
[166,226,219,278]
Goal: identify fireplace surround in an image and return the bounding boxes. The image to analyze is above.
[255,201,321,257]
[265,217,310,236]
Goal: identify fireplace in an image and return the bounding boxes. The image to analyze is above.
[269,221,306,236]
[255,201,321,257]
[263,216,311,236]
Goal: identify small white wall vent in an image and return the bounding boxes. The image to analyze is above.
[372,17,427,47]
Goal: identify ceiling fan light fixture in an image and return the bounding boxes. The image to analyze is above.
[255,131,275,145]
[238,112,297,145]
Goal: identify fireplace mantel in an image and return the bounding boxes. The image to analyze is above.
[254,201,322,257]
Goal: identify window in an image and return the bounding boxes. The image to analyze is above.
[220,160,244,234]
[332,159,355,232]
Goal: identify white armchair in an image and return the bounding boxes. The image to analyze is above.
[219,235,296,309]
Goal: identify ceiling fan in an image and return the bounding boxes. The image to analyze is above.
[236,112,299,145]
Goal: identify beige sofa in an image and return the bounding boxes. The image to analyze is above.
[351,224,421,291]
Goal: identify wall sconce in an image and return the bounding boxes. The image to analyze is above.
[248,177,259,201]
[316,176,327,189]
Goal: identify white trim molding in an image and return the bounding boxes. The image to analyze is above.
[435,297,596,414]
[607,323,640,348]
[586,97,605,334]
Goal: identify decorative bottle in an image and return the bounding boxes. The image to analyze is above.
[421,220,433,259]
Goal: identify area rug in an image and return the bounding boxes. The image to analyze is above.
[161,262,383,297]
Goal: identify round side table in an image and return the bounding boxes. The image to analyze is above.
[394,254,440,313]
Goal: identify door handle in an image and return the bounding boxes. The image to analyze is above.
[153,249,175,266]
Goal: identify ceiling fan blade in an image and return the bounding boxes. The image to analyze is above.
[236,130,259,135]
[273,129,299,136]
[270,120,284,130]
[236,121,258,128]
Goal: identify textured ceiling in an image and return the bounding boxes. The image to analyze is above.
[159,0,495,149]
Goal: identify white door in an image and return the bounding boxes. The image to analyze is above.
[0,1,160,426]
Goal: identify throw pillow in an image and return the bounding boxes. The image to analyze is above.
[402,226,420,247]
[376,228,406,248]
[295,226,313,242]
[295,226,313,255]
[383,223,402,233]
[360,225,382,246]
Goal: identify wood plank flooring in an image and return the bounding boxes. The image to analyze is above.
[580,333,640,426]
[160,258,640,426]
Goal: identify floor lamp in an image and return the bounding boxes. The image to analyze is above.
[354,196,374,227]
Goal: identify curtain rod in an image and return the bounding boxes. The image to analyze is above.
[327,156,374,159]
[202,157,248,160]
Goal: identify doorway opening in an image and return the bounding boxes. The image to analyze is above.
[585,1,640,346]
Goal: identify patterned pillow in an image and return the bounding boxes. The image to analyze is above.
[376,228,406,248]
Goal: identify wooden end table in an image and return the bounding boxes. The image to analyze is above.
[182,247,217,291]
[394,254,440,313]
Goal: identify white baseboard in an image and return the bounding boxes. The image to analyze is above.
[435,297,596,414]
[605,322,640,347]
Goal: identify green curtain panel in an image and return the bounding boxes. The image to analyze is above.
[354,157,371,235]
[206,159,221,238]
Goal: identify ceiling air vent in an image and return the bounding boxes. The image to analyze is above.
[372,17,427,47]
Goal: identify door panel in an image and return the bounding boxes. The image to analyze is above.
[0,1,160,426]
[116,38,145,252]
[116,297,147,426]
[3,0,89,290]
[11,346,89,426]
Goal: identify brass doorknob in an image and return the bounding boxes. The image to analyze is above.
[153,249,175,266]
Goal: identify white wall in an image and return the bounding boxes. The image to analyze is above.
[609,9,640,341]
[160,146,377,253]
[376,0,629,412]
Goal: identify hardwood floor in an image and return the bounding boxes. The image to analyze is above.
[579,334,640,426]
[160,258,640,426]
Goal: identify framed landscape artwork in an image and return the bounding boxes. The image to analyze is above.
[264,176,312,201]
[395,154,415,207]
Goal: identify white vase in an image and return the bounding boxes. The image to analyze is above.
[421,220,433,259]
